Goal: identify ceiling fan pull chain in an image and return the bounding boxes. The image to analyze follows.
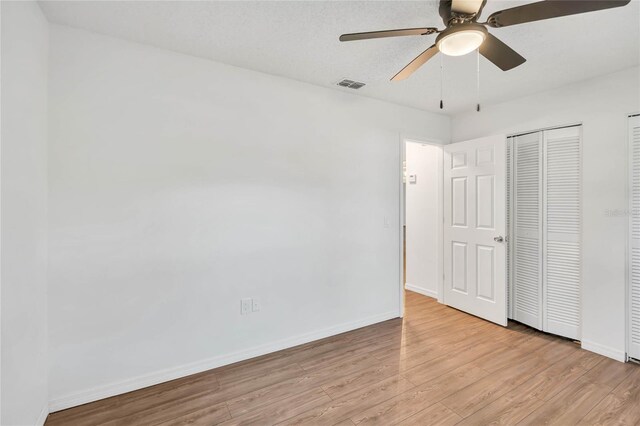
[440,54,444,110]
[476,49,481,112]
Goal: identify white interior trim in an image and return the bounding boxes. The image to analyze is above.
[48,309,399,412]
[505,122,583,139]
[405,283,438,299]
[582,339,626,362]
[36,405,49,426]
[399,137,406,318]
[627,113,640,361]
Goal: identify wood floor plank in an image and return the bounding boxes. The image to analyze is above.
[517,376,612,425]
[572,348,605,371]
[374,323,503,373]
[321,362,406,400]
[454,390,545,426]
[218,362,305,396]
[350,364,489,425]
[100,390,231,426]
[333,420,357,426]
[225,372,323,417]
[582,357,636,389]
[578,367,640,425]
[510,354,589,402]
[611,365,640,399]
[578,394,640,426]
[440,351,552,418]
[470,343,531,373]
[280,375,416,425]
[216,355,302,385]
[46,372,222,426]
[396,402,462,426]
[155,402,231,426]
[297,333,403,372]
[401,341,497,386]
[220,387,331,426]
[577,393,640,426]
[44,292,640,426]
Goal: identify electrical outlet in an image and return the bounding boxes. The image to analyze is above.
[252,299,260,312]
[241,298,252,315]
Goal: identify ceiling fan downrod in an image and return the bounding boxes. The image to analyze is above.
[476,48,481,112]
[440,54,444,110]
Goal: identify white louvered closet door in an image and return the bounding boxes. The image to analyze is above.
[509,126,582,340]
[511,132,543,330]
[543,126,581,340]
[507,139,512,318]
[629,115,640,360]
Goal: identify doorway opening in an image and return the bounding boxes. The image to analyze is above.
[401,139,443,314]
[400,134,507,326]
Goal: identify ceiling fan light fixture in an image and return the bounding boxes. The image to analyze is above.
[435,23,487,56]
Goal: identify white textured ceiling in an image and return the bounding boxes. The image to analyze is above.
[39,0,640,114]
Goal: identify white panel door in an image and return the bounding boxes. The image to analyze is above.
[544,126,582,340]
[444,135,507,326]
[629,115,640,359]
[511,132,543,330]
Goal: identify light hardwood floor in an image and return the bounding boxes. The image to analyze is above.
[46,291,640,425]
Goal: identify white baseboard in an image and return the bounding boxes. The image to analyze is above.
[405,283,438,300]
[36,404,49,426]
[581,339,626,362]
[49,310,399,412]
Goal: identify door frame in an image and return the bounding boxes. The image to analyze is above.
[627,113,640,361]
[398,135,445,317]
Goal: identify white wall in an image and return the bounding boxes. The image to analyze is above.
[452,67,640,361]
[1,2,50,424]
[47,25,450,409]
[404,142,441,299]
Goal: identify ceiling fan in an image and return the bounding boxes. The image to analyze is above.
[339,0,631,81]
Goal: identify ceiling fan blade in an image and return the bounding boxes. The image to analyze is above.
[486,0,631,28]
[391,44,439,81]
[339,27,438,42]
[479,33,526,71]
[451,0,485,15]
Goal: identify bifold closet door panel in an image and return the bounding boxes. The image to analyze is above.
[543,126,582,340]
[512,132,543,330]
[507,139,512,319]
[629,115,640,360]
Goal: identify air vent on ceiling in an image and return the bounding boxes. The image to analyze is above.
[337,79,366,89]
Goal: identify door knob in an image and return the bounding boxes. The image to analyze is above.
[494,236,504,243]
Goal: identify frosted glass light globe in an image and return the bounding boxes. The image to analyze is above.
[437,30,486,56]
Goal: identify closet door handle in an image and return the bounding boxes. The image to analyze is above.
[494,236,504,243]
